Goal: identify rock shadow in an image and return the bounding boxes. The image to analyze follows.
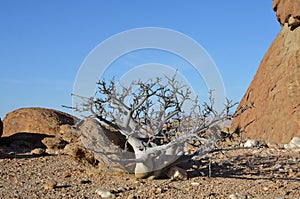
[185,152,300,182]
[0,132,54,158]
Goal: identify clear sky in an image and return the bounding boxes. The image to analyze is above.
[0,1,281,118]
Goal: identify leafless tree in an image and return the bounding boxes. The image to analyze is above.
[71,73,239,179]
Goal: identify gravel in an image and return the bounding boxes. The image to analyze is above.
[0,147,299,198]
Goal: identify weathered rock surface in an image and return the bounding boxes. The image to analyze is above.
[273,0,300,28]
[231,0,300,144]
[77,118,134,172]
[42,136,69,150]
[2,107,78,137]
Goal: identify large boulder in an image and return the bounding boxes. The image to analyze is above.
[2,107,78,137]
[231,0,300,144]
[77,118,134,172]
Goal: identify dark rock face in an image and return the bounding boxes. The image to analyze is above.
[0,118,3,137]
[2,107,78,137]
[0,132,52,154]
[231,0,300,144]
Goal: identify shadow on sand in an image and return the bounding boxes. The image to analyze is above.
[184,151,300,182]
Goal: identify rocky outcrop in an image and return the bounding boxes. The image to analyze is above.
[2,107,78,137]
[231,0,300,144]
[273,0,300,28]
[1,107,78,154]
[77,118,134,172]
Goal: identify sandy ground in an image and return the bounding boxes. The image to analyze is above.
[0,146,299,199]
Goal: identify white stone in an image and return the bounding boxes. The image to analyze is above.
[290,137,300,147]
[95,188,115,198]
[228,194,238,199]
[190,182,200,186]
[284,137,300,151]
[244,139,260,147]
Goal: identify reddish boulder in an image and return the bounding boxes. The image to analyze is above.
[231,0,300,144]
[2,107,78,137]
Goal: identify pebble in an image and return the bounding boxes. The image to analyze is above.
[244,139,260,147]
[127,194,136,199]
[273,164,283,170]
[95,188,115,198]
[30,148,46,155]
[191,182,200,186]
[44,180,57,190]
[156,187,162,194]
[228,194,238,199]
[262,186,269,191]
[62,172,71,178]
[228,193,248,199]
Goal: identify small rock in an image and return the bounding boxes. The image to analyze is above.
[63,143,96,164]
[166,166,187,180]
[45,148,62,155]
[13,178,20,185]
[273,164,283,170]
[30,148,46,155]
[62,172,71,178]
[244,139,261,148]
[59,124,75,136]
[44,180,57,190]
[284,137,300,151]
[191,182,200,186]
[95,188,115,198]
[262,186,269,191]
[42,136,68,150]
[127,194,136,199]
[228,194,238,199]
[228,193,248,199]
[239,194,248,199]
[155,187,162,194]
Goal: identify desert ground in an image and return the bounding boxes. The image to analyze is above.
[0,144,299,199]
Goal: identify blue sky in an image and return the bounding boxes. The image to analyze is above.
[0,1,281,118]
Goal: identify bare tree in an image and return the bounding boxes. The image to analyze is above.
[72,73,238,179]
